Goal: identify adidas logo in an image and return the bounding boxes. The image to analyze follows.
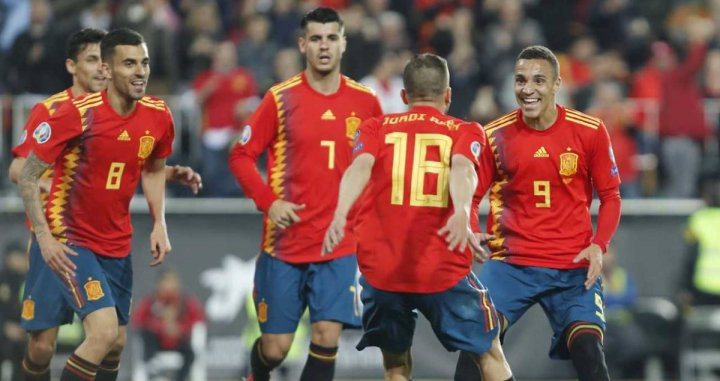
[117,130,131,141]
[534,146,549,158]
[321,109,336,120]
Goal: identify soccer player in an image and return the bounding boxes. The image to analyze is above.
[17,28,174,381]
[455,45,621,381]
[7,28,201,381]
[228,7,382,381]
[323,53,514,381]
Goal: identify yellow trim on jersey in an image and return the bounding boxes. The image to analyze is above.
[565,110,600,130]
[270,74,302,94]
[565,116,599,130]
[566,109,601,124]
[41,90,70,112]
[484,110,518,130]
[486,134,508,256]
[139,97,166,111]
[48,146,81,242]
[345,77,376,96]
[73,93,102,108]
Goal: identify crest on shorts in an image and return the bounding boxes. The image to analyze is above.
[138,135,155,159]
[22,299,35,320]
[84,279,105,301]
[258,299,268,323]
[559,152,579,177]
[346,113,361,145]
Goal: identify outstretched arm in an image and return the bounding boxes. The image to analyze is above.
[438,154,482,253]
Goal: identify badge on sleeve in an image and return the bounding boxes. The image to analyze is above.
[33,122,52,144]
[240,125,252,145]
[609,147,619,177]
[471,141,482,159]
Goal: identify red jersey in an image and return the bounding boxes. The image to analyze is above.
[353,106,487,293]
[479,105,621,269]
[132,293,205,349]
[229,72,383,263]
[12,88,74,158]
[191,68,258,130]
[32,91,175,258]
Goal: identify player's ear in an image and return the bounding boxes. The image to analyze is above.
[298,35,306,55]
[444,87,452,107]
[401,89,409,105]
[65,58,76,76]
[340,27,347,54]
[101,62,111,80]
[554,75,561,93]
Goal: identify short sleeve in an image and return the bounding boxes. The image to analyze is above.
[452,122,485,168]
[11,103,51,158]
[31,101,82,165]
[590,122,622,191]
[352,117,381,157]
[236,91,279,156]
[152,106,176,159]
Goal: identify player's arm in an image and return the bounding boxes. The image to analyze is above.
[18,153,78,275]
[323,153,375,255]
[9,103,52,191]
[164,165,203,195]
[8,157,24,184]
[573,123,622,289]
[438,154,482,253]
[142,156,171,267]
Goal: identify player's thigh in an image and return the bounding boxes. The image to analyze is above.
[307,254,361,328]
[96,255,133,325]
[253,252,307,334]
[478,260,540,326]
[539,269,605,359]
[417,272,500,355]
[21,238,75,332]
[355,276,416,354]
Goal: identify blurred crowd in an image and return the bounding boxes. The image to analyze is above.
[1,0,720,198]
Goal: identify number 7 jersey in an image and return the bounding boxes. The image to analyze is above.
[31,91,175,258]
[479,105,621,269]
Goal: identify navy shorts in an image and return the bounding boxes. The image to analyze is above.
[356,273,499,355]
[21,238,132,331]
[479,260,606,359]
[253,252,361,333]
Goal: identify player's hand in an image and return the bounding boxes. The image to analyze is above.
[268,200,306,229]
[37,233,78,276]
[323,214,347,256]
[149,223,171,267]
[438,211,474,252]
[573,243,603,290]
[470,232,496,263]
[168,165,203,195]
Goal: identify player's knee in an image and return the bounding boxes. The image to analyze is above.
[109,329,127,354]
[86,324,119,349]
[310,321,342,347]
[28,334,56,363]
[260,335,292,362]
[567,326,609,381]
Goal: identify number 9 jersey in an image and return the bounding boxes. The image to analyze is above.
[353,106,489,293]
[31,91,175,258]
[479,105,621,269]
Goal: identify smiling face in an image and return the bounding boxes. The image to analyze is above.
[68,43,106,93]
[104,43,150,101]
[299,21,346,76]
[514,58,560,120]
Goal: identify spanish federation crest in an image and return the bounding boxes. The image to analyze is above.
[138,135,156,159]
[22,299,35,320]
[258,299,268,323]
[84,279,105,301]
[345,114,361,146]
[559,152,579,177]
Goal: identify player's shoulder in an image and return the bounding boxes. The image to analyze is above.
[69,92,104,115]
[39,89,72,111]
[268,74,303,96]
[343,76,377,98]
[562,106,604,132]
[138,95,170,112]
[484,110,520,135]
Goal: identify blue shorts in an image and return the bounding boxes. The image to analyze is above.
[253,252,361,333]
[356,273,500,355]
[20,238,132,332]
[479,260,605,359]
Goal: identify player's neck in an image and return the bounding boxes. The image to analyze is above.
[70,83,89,98]
[107,87,137,116]
[304,67,341,95]
[522,104,558,131]
[409,101,446,113]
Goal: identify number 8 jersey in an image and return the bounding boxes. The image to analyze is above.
[353,106,488,293]
[479,105,621,269]
[31,91,175,258]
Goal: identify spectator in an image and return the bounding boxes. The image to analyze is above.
[361,50,406,114]
[657,16,714,198]
[192,40,258,197]
[269,0,302,48]
[273,47,302,82]
[237,14,277,92]
[132,269,205,381]
[0,242,27,381]
[177,0,222,81]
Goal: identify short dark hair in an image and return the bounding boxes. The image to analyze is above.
[402,53,449,100]
[300,7,343,30]
[66,28,106,61]
[517,45,560,79]
[100,28,145,62]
